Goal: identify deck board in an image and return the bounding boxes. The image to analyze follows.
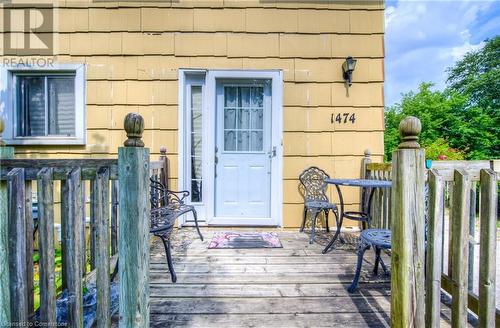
[148,229,392,327]
[145,228,458,327]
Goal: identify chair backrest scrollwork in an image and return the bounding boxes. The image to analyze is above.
[299,166,330,203]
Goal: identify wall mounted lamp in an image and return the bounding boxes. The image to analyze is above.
[342,56,357,87]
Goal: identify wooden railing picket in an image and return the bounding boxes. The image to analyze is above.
[94,167,111,328]
[450,169,471,327]
[385,170,391,228]
[61,168,84,327]
[119,113,150,327]
[0,136,14,324]
[37,167,57,324]
[8,168,29,323]
[425,169,444,328]
[390,116,426,328]
[447,181,454,278]
[360,149,372,222]
[363,161,392,229]
[478,169,497,327]
[160,146,169,191]
[81,182,87,277]
[111,180,119,255]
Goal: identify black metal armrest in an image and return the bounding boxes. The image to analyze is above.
[166,190,190,204]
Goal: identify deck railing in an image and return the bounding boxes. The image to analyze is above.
[1,158,118,326]
[150,146,170,194]
[386,117,499,327]
[0,113,158,327]
[361,149,392,229]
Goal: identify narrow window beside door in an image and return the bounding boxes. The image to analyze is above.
[190,85,203,203]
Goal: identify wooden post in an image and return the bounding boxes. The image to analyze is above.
[478,169,497,328]
[0,117,13,325]
[119,113,150,327]
[390,116,426,328]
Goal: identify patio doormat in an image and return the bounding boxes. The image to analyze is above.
[208,232,283,249]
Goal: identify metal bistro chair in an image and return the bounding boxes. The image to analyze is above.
[348,229,391,293]
[299,166,339,244]
[347,184,429,292]
[149,178,204,283]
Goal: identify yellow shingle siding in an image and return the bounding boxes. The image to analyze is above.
[10,0,385,228]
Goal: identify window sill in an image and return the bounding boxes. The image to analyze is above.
[5,137,86,146]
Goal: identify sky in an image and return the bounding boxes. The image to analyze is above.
[384,0,500,106]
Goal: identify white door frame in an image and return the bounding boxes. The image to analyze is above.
[178,69,284,227]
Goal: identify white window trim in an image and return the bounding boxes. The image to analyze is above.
[178,69,284,227]
[1,63,86,145]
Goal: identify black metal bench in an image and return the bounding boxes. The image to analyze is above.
[149,178,203,283]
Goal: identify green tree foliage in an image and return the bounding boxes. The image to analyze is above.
[385,37,499,160]
[446,36,499,159]
[447,36,499,113]
[384,83,468,160]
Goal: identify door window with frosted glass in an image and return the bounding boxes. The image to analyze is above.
[223,86,264,152]
[15,75,76,137]
[190,86,203,203]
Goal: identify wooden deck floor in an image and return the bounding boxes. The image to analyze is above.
[149,228,393,328]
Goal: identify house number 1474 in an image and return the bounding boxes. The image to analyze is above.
[331,113,356,124]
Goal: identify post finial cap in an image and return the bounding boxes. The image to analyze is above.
[398,116,421,149]
[123,112,145,147]
[364,149,371,157]
[160,146,167,155]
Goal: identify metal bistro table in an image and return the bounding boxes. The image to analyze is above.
[322,178,392,254]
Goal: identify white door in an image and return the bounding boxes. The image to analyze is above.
[215,81,272,219]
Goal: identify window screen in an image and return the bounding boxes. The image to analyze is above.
[15,74,76,137]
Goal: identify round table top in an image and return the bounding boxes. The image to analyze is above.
[324,178,392,188]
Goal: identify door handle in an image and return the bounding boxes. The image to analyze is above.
[214,146,218,177]
[269,146,277,158]
[214,156,218,177]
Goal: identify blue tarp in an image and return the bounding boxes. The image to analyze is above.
[35,281,119,327]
